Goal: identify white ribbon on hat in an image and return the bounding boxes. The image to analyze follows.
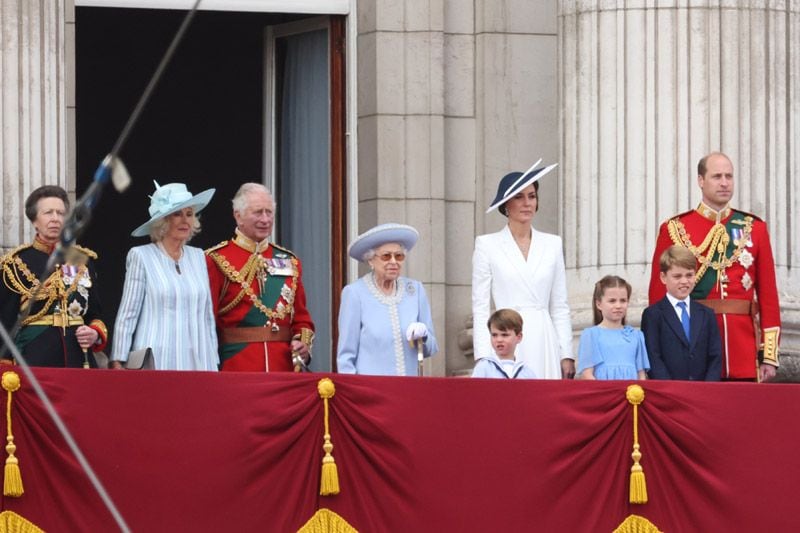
[502,158,542,198]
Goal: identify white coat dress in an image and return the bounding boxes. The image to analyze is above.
[472,225,572,379]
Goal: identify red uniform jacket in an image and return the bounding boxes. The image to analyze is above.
[648,203,781,379]
[206,233,314,372]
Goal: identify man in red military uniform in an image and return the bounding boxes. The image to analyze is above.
[206,183,314,372]
[648,152,780,381]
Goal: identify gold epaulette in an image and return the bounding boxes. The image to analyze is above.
[1,244,33,264]
[72,244,98,260]
[205,241,228,254]
[663,209,694,226]
[732,208,763,222]
[271,242,297,258]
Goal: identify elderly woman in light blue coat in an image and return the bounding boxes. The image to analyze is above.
[337,223,438,376]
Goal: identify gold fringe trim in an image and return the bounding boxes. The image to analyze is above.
[626,384,647,504]
[0,511,44,533]
[2,372,23,497]
[318,378,340,496]
[297,508,358,533]
[613,514,663,533]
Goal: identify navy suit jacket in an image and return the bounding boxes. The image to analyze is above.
[641,297,722,381]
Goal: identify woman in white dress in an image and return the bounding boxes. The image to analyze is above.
[110,182,219,371]
[472,160,575,379]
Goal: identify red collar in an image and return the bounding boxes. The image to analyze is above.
[32,236,56,254]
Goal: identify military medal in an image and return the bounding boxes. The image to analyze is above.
[739,249,754,269]
[267,258,295,276]
[741,272,753,291]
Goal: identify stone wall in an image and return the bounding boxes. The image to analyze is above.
[0,0,71,251]
[559,1,800,364]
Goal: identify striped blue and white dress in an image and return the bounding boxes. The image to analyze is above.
[111,243,219,370]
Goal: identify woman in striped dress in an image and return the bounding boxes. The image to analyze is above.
[110,182,218,371]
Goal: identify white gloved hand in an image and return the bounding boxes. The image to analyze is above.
[405,322,428,342]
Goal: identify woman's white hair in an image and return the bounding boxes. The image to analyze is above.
[149,213,202,243]
[232,182,277,213]
[362,244,407,262]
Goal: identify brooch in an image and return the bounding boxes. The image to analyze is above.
[68,300,84,318]
[738,249,754,270]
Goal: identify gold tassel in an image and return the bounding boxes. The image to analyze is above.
[317,378,340,496]
[626,384,647,504]
[0,510,45,532]
[613,514,663,533]
[2,371,23,497]
[297,508,358,533]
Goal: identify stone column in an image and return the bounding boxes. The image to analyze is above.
[0,0,70,250]
[442,1,561,374]
[559,1,800,359]
[357,0,447,375]
[443,0,477,373]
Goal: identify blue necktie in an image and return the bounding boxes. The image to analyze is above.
[677,301,690,341]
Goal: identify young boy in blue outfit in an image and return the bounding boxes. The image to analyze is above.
[472,309,537,379]
[641,245,722,380]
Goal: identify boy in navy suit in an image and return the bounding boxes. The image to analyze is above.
[641,245,722,380]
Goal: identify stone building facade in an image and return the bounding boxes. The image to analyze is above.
[1,0,797,376]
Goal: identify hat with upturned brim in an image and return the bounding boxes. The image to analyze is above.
[348,223,419,261]
[486,158,558,215]
[131,181,216,237]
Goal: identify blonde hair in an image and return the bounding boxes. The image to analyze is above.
[659,245,697,273]
[149,213,202,243]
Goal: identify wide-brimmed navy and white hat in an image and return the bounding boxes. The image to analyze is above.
[131,181,216,237]
[348,223,419,261]
[486,158,558,215]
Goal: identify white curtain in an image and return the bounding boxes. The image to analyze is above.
[278,28,331,371]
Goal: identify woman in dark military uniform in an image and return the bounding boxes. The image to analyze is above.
[0,186,108,367]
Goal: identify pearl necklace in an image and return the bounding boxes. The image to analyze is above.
[157,242,184,274]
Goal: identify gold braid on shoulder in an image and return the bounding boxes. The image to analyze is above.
[207,251,299,321]
[667,216,753,281]
[1,248,88,325]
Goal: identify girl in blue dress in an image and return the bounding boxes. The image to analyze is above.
[577,275,649,380]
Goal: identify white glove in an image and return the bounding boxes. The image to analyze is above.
[405,322,428,342]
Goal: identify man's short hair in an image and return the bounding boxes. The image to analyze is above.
[659,245,697,273]
[487,308,523,335]
[697,151,731,176]
[232,183,274,213]
[24,185,69,222]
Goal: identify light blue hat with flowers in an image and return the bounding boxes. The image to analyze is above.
[131,181,215,237]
